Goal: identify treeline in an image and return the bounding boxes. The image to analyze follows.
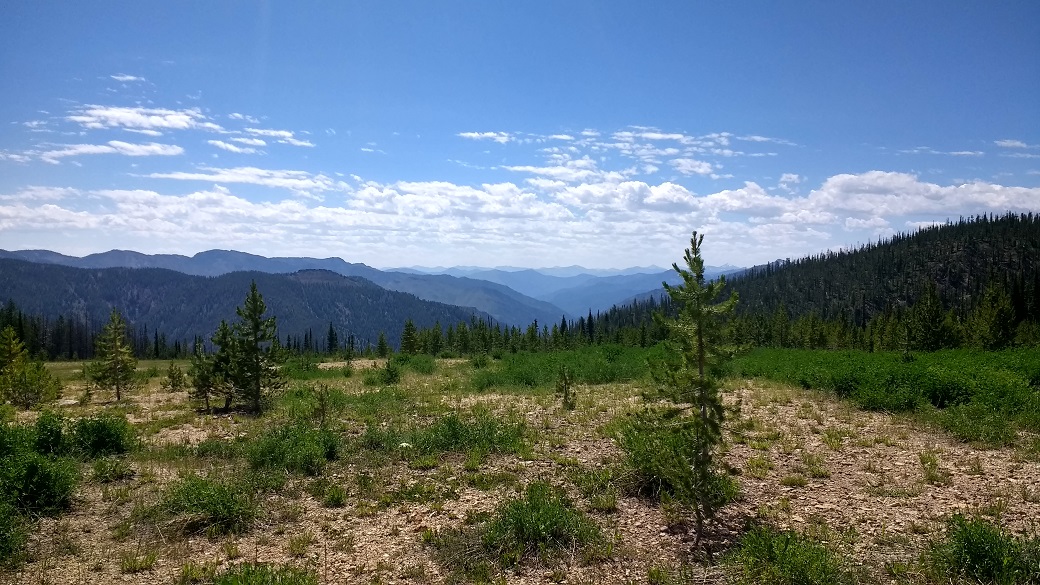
[0,300,188,361]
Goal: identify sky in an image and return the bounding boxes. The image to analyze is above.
[1,2,1038,270]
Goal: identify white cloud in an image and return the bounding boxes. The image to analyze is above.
[40,141,184,163]
[4,171,1040,269]
[548,134,574,141]
[670,158,713,176]
[232,137,266,147]
[67,105,223,133]
[229,113,261,124]
[207,140,258,154]
[458,131,512,144]
[994,139,1028,148]
[0,151,32,163]
[110,74,145,82]
[244,127,314,147]
[145,166,348,197]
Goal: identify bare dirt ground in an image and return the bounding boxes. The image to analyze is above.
[4,367,1038,585]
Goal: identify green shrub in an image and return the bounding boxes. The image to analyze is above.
[7,451,78,515]
[394,354,435,375]
[410,410,525,456]
[212,562,317,585]
[160,474,257,535]
[33,410,67,455]
[1,359,62,408]
[195,437,242,459]
[426,481,607,579]
[614,410,739,509]
[246,424,339,476]
[0,500,28,567]
[728,524,854,585]
[92,456,134,483]
[71,413,136,457]
[924,514,1039,584]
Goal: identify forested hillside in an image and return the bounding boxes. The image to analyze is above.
[728,213,1040,324]
[0,260,486,357]
[0,249,567,327]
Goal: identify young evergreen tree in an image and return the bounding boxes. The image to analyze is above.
[652,231,738,542]
[188,337,215,412]
[326,323,338,355]
[88,309,138,401]
[0,325,62,408]
[232,282,281,413]
[400,319,419,354]
[375,332,390,358]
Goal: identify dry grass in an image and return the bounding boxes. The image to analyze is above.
[4,361,1038,584]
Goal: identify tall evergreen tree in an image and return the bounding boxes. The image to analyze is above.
[232,282,281,413]
[400,319,419,354]
[326,323,339,355]
[88,309,138,401]
[652,231,738,542]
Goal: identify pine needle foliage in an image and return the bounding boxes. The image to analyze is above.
[650,231,738,542]
[88,309,138,401]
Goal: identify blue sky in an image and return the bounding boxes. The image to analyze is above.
[1,2,1038,269]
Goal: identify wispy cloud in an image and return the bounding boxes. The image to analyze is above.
[110,74,145,82]
[995,139,1029,148]
[207,140,258,154]
[244,128,314,147]
[67,105,223,133]
[40,141,184,164]
[458,131,512,144]
[670,158,714,176]
[145,166,347,198]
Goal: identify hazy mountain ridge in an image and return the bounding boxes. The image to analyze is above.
[0,249,564,327]
[0,259,488,348]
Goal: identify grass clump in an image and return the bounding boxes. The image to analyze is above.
[246,423,340,476]
[211,562,317,585]
[923,514,1040,584]
[425,481,607,580]
[614,409,739,510]
[727,524,856,585]
[159,474,258,535]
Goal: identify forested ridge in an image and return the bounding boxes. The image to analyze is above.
[728,213,1040,324]
[0,261,486,358]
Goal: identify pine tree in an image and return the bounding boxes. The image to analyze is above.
[88,309,138,401]
[326,323,339,355]
[400,319,419,354]
[232,282,281,413]
[375,332,390,358]
[652,231,738,542]
[0,325,27,372]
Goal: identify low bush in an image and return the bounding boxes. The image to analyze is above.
[426,481,607,579]
[923,514,1040,584]
[246,423,339,476]
[0,500,27,568]
[70,413,136,457]
[212,562,317,585]
[727,524,855,585]
[614,409,739,509]
[159,474,257,535]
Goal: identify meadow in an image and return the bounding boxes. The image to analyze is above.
[1,346,1038,584]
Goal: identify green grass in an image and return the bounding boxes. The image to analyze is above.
[358,407,526,460]
[211,563,317,585]
[727,524,856,585]
[246,423,340,476]
[922,514,1040,584]
[731,348,1040,445]
[471,345,652,392]
[158,474,258,536]
[425,481,608,580]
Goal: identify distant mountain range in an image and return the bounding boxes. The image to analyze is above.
[0,259,485,349]
[0,249,745,320]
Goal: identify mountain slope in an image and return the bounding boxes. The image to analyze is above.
[726,213,1040,324]
[0,259,486,348]
[0,249,565,327]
